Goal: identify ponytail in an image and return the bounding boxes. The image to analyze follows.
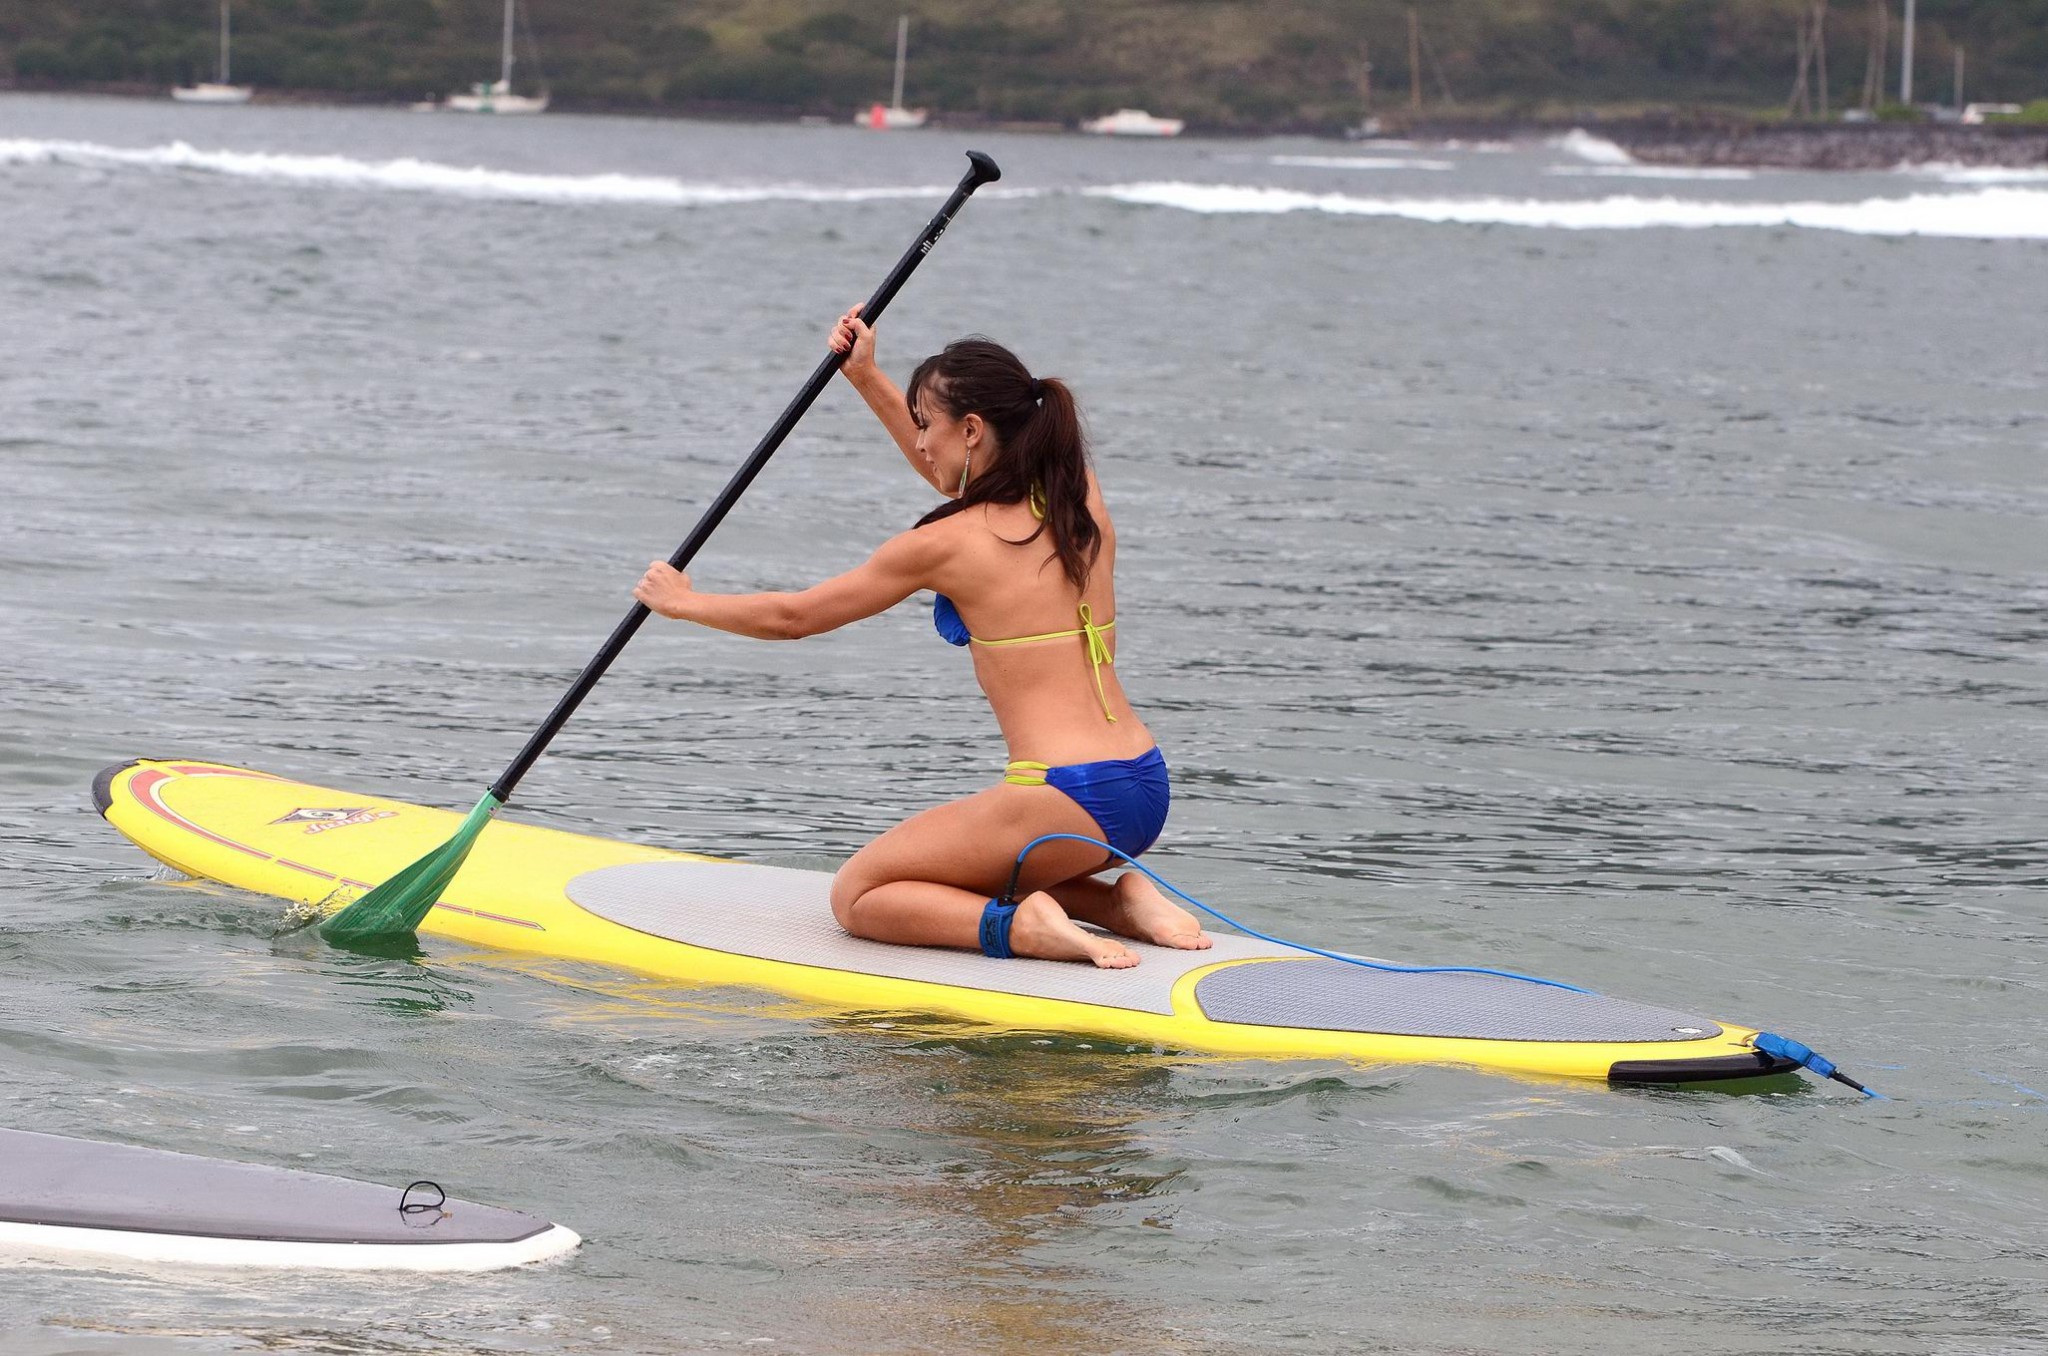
[907,338,1099,591]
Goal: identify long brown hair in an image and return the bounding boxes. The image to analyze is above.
[907,337,1100,591]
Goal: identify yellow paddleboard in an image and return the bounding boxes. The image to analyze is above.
[94,758,1798,1087]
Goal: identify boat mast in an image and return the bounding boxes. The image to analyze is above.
[891,14,908,110]
[501,0,517,90]
[1899,0,1915,104]
[218,0,231,84]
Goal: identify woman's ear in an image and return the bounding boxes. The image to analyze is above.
[961,413,984,449]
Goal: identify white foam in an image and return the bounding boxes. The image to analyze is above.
[7,136,2044,239]
[1547,165,1757,181]
[1269,154,1455,172]
[1551,128,1636,165]
[0,137,955,206]
[1901,161,2048,186]
[1085,180,2048,239]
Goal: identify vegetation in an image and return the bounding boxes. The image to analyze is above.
[1,0,2043,130]
[1989,97,2048,122]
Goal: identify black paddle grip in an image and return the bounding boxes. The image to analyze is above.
[489,152,1001,803]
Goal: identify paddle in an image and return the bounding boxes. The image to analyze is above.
[320,150,1003,947]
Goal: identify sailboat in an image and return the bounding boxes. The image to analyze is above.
[443,0,548,114]
[171,0,253,104]
[855,15,927,129]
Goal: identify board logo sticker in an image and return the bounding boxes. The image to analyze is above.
[272,807,398,835]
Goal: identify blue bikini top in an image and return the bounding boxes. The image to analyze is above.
[932,593,972,647]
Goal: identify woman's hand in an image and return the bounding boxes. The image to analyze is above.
[634,562,695,619]
[829,304,877,382]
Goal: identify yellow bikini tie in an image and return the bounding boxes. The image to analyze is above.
[1004,760,1050,786]
[1077,603,1117,723]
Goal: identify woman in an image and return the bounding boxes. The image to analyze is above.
[633,306,1207,968]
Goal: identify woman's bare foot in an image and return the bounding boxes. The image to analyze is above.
[1009,892,1138,969]
[1107,873,1212,950]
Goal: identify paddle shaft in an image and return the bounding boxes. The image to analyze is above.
[487,151,1001,804]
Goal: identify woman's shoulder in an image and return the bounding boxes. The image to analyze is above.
[1085,468,1108,510]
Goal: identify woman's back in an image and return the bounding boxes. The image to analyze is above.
[922,489,1153,764]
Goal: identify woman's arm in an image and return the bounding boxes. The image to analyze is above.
[831,305,939,492]
[635,526,944,641]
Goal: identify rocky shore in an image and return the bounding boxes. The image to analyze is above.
[1609,122,2048,170]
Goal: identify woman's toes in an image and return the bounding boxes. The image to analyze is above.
[1010,892,1138,968]
[1110,874,1210,949]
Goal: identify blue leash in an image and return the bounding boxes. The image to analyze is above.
[1006,833,1592,993]
[1005,832,1882,1098]
[1750,1032,1883,1098]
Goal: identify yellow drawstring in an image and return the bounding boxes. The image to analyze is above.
[1077,604,1118,723]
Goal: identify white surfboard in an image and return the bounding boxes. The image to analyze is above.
[0,1129,579,1272]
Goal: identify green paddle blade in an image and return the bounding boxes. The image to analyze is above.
[318,793,501,946]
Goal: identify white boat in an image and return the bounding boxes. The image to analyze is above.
[442,0,548,114]
[171,0,252,104]
[854,15,927,129]
[1080,108,1184,137]
[1961,102,2022,124]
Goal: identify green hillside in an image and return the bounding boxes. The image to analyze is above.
[2,0,2043,129]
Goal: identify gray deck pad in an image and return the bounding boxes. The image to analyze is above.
[1195,958,1724,1043]
[568,860,1303,1016]
[566,861,1721,1042]
[0,1129,551,1245]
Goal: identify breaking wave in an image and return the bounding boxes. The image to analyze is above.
[0,137,957,206]
[1546,165,1758,180]
[1084,181,2048,239]
[1901,162,2048,186]
[1551,129,1636,165]
[6,136,2044,239]
[1269,154,1456,172]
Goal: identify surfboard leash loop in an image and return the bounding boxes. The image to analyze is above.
[1003,833,1591,994]
[1750,1032,1883,1099]
[399,1179,448,1217]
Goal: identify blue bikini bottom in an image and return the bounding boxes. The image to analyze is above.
[1007,746,1171,860]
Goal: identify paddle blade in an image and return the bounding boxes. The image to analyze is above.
[317,793,501,946]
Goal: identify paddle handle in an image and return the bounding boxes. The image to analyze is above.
[488,151,1002,804]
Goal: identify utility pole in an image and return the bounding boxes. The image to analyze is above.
[1953,46,1963,112]
[1790,11,1813,118]
[1408,7,1422,113]
[1813,2,1829,118]
[1860,0,1886,111]
[1900,0,1915,105]
[1358,40,1373,112]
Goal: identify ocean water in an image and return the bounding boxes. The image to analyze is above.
[2,93,2044,1355]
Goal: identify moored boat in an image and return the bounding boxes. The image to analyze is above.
[170,0,252,104]
[1081,108,1185,137]
[441,0,548,113]
[853,15,927,129]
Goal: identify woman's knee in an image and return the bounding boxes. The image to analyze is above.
[829,863,872,934]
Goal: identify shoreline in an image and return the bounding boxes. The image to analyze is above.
[9,82,2048,168]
